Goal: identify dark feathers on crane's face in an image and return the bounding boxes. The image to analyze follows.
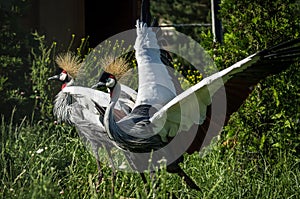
[99,71,116,88]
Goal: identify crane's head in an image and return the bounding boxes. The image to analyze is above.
[48,70,73,89]
[48,52,81,89]
[91,56,130,92]
[91,71,117,91]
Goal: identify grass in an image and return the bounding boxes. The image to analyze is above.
[0,112,299,199]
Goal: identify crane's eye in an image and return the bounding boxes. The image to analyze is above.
[106,78,116,88]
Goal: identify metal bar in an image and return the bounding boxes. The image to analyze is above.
[211,0,223,43]
[158,23,212,28]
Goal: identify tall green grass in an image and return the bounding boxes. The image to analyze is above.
[1,110,299,198]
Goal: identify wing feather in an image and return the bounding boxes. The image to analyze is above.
[150,38,300,144]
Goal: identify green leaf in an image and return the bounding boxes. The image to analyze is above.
[284,120,291,129]
[272,143,282,148]
[259,134,266,150]
[272,87,280,107]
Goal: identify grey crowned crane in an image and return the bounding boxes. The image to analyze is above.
[91,0,300,191]
[48,53,138,184]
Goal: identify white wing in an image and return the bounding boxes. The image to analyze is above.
[133,20,177,109]
[150,38,300,142]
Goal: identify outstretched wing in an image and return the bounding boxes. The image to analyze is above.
[150,38,300,145]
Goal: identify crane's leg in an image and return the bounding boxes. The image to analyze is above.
[140,172,148,184]
[96,159,103,182]
[167,156,201,191]
[176,167,200,191]
[139,171,157,198]
[95,151,103,188]
[140,170,179,199]
[95,145,117,195]
[167,164,201,191]
[104,146,116,196]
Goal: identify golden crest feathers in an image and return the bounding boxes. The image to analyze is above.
[101,56,130,80]
[55,52,81,78]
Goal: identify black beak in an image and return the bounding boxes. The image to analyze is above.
[91,82,106,89]
[48,75,59,81]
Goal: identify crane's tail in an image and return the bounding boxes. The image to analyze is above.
[224,38,300,86]
[259,37,300,66]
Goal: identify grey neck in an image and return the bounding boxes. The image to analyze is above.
[104,82,121,139]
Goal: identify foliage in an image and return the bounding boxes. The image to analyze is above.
[151,0,211,24]
[0,0,300,198]
[220,0,300,52]
[30,32,57,122]
[1,115,299,198]
[0,0,34,121]
[151,0,211,42]
[223,65,300,158]
[213,0,300,157]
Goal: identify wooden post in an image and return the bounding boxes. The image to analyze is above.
[211,0,223,43]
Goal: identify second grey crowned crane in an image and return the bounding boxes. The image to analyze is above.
[91,0,300,191]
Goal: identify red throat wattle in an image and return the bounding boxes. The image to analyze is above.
[61,70,68,89]
[61,83,67,89]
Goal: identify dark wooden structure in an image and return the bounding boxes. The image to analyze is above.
[23,0,141,48]
[85,0,141,47]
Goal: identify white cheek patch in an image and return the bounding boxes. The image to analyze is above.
[106,78,116,87]
[59,73,67,81]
